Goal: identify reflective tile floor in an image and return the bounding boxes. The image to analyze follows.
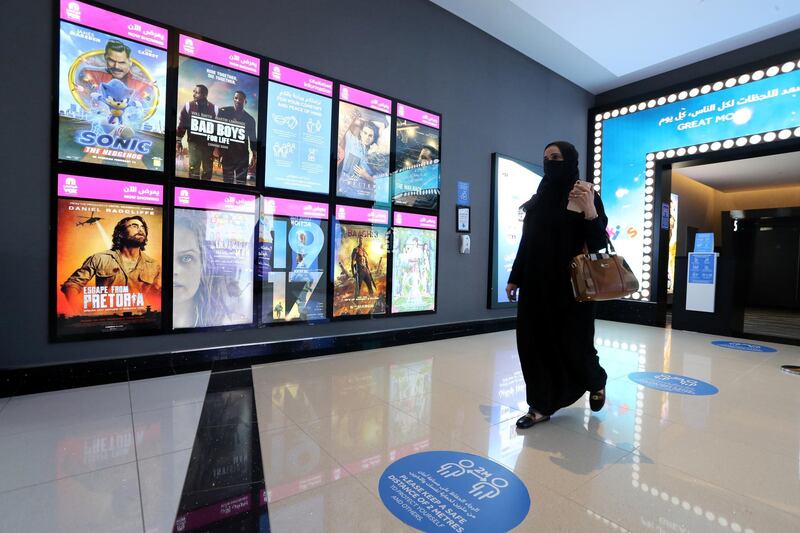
[1,320,799,532]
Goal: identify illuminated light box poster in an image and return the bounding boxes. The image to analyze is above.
[57,0,168,171]
[667,193,679,294]
[264,63,333,194]
[173,188,256,329]
[391,212,438,313]
[489,154,543,308]
[393,104,441,209]
[175,36,260,186]
[332,205,389,317]
[55,175,163,339]
[336,86,392,203]
[258,197,329,324]
[599,67,800,296]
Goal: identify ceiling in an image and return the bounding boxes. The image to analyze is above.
[430,0,800,94]
[677,151,800,192]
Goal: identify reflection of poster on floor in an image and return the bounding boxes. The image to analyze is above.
[391,213,438,313]
[258,197,328,324]
[264,63,333,194]
[332,205,389,317]
[173,188,256,329]
[393,104,441,209]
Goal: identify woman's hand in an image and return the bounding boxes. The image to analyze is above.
[569,181,598,219]
[506,283,519,303]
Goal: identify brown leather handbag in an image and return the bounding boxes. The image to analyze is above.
[570,239,639,302]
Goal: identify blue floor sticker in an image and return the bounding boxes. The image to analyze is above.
[711,340,777,353]
[379,451,530,533]
[628,372,719,395]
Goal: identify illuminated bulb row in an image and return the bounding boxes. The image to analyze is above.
[593,59,799,122]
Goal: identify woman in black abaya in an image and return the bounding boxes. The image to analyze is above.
[506,141,609,429]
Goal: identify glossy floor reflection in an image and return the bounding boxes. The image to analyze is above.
[1,321,799,532]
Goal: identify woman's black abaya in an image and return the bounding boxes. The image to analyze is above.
[509,142,609,416]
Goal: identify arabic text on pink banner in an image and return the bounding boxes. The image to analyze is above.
[60,0,167,49]
[268,63,333,97]
[393,212,438,230]
[175,187,256,213]
[58,174,163,204]
[262,197,329,219]
[335,204,389,224]
[339,85,391,114]
[397,103,440,129]
[179,35,260,75]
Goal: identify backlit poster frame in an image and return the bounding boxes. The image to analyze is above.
[392,103,442,210]
[54,174,165,340]
[174,34,261,187]
[391,212,438,315]
[488,153,543,309]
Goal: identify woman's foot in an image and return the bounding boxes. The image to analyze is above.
[589,388,606,412]
[516,409,550,429]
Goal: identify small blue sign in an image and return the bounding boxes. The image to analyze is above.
[379,451,530,533]
[457,181,471,206]
[688,253,715,284]
[628,372,719,395]
[661,202,670,230]
[694,232,714,253]
[711,340,777,353]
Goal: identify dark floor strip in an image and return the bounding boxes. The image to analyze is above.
[173,369,270,532]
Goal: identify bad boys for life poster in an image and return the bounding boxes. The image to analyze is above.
[332,223,388,317]
[57,1,167,171]
[391,227,437,313]
[175,36,260,186]
[393,105,441,210]
[55,175,163,338]
[258,198,329,324]
[173,188,256,329]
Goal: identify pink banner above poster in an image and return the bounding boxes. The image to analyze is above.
[335,204,389,224]
[179,35,260,75]
[262,197,329,219]
[60,0,167,49]
[268,63,333,97]
[339,85,391,114]
[397,103,440,129]
[57,174,163,204]
[175,187,256,213]
[393,212,438,230]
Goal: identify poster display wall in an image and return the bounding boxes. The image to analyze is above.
[332,205,390,317]
[264,63,333,194]
[57,0,168,171]
[393,104,441,210]
[175,35,260,186]
[55,175,164,339]
[173,188,256,329]
[391,212,437,313]
[258,197,329,324]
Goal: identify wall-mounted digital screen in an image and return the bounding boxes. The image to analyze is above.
[55,175,163,338]
[258,197,329,324]
[175,36,260,186]
[336,86,392,204]
[264,63,333,194]
[393,104,441,210]
[173,188,256,329]
[332,205,389,317]
[489,154,543,309]
[391,212,438,313]
[667,193,679,295]
[57,0,168,171]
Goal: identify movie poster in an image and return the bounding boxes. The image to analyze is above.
[173,188,256,329]
[55,175,163,338]
[264,63,333,194]
[332,205,389,317]
[57,1,167,171]
[336,86,392,203]
[391,213,437,313]
[393,104,441,209]
[175,36,260,186]
[667,193,679,295]
[258,197,329,324]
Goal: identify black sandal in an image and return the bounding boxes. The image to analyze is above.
[516,411,551,429]
[589,389,605,412]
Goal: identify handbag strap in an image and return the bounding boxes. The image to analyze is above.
[582,234,615,256]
